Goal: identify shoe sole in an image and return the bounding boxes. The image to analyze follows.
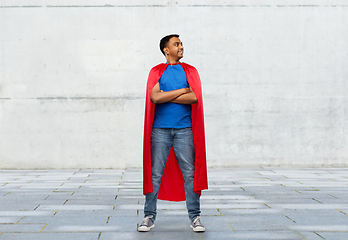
[190,225,205,232]
[138,224,155,232]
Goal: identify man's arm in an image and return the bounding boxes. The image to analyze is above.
[170,86,198,104]
[151,82,189,104]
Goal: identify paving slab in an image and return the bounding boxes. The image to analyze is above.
[0,233,98,240]
[315,232,348,240]
[100,231,202,240]
[0,168,348,239]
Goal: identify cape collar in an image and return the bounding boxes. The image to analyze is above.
[166,62,181,66]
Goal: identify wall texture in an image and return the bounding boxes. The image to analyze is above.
[0,0,347,168]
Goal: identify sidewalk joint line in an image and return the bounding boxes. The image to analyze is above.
[263,203,271,209]
[228,223,235,230]
[328,194,337,199]
[16,216,25,224]
[40,223,48,233]
[240,187,245,191]
[284,215,296,223]
[336,209,347,216]
[4,192,11,196]
[312,198,323,204]
[44,195,50,200]
[313,231,326,239]
[294,230,306,239]
[198,232,203,240]
[52,210,58,217]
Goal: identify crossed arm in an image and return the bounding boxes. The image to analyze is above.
[150,82,198,105]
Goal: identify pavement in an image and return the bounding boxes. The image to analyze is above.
[0,168,347,240]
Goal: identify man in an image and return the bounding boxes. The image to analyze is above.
[138,34,208,232]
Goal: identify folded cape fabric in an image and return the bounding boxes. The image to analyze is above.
[143,62,208,201]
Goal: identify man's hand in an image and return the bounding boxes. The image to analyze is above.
[170,86,198,104]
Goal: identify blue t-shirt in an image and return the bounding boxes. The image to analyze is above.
[152,64,192,129]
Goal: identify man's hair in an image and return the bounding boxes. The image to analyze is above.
[159,34,180,56]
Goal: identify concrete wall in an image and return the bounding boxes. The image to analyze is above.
[1,0,347,168]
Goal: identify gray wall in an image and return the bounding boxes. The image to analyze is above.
[1,0,347,168]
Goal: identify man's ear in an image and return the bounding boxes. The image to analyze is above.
[164,47,169,56]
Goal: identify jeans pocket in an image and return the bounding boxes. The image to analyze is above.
[151,128,169,143]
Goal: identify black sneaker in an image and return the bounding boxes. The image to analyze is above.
[190,216,205,232]
[137,215,155,232]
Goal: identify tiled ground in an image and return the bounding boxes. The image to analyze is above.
[0,168,347,239]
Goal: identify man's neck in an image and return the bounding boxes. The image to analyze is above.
[166,57,181,65]
[166,61,180,65]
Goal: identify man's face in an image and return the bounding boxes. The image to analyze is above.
[164,37,184,59]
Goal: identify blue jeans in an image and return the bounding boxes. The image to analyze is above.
[144,127,201,221]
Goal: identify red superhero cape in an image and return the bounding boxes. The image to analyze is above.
[143,62,208,201]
